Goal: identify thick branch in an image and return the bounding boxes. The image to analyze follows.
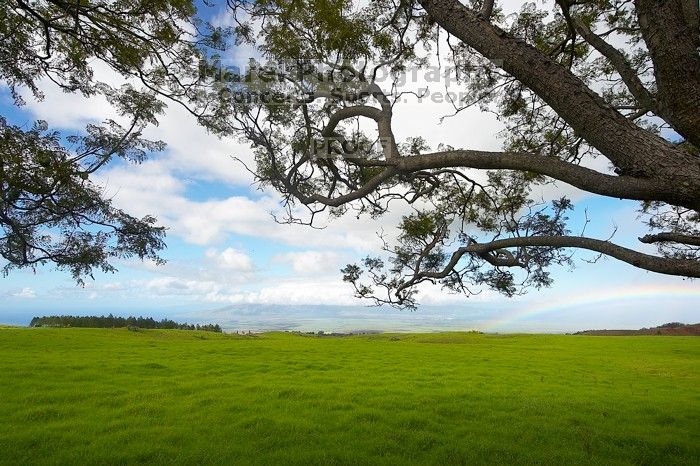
[290,146,699,211]
[397,150,699,210]
[639,232,700,247]
[418,0,700,184]
[318,85,399,160]
[431,235,700,279]
[635,0,700,148]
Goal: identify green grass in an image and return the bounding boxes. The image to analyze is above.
[0,328,698,465]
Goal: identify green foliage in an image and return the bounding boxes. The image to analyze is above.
[0,328,698,464]
[1,0,197,101]
[399,211,445,241]
[254,0,373,59]
[0,117,166,281]
[0,0,204,279]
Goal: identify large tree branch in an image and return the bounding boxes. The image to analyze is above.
[635,0,700,149]
[291,146,699,211]
[292,93,698,210]
[639,232,700,247]
[417,0,700,186]
[398,150,700,211]
[425,235,700,280]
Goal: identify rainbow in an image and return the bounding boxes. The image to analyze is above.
[480,283,700,331]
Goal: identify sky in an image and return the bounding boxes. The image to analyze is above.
[1,1,698,333]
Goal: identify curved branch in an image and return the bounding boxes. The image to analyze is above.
[418,0,700,184]
[425,235,700,279]
[639,232,700,247]
[636,0,700,148]
[322,106,383,137]
[397,150,698,210]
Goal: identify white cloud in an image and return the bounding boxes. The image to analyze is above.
[203,277,358,306]
[102,282,126,291]
[10,287,36,299]
[144,276,220,296]
[115,260,500,307]
[206,247,255,272]
[141,105,256,186]
[273,250,347,275]
[93,156,410,251]
[121,274,358,306]
[17,61,135,129]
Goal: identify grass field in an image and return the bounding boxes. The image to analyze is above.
[0,328,698,465]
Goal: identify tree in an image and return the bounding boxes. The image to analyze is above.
[4,1,699,306]
[0,0,215,280]
[191,0,700,308]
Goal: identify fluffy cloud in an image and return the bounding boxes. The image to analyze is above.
[203,278,358,306]
[117,274,358,306]
[273,250,348,276]
[205,247,255,272]
[94,155,411,251]
[17,62,119,129]
[144,276,221,296]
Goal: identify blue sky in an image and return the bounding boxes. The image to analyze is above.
[1,1,698,332]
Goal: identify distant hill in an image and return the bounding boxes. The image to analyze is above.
[574,322,700,336]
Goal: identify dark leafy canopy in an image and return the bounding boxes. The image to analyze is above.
[192,0,700,308]
[3,1,698,303]
[0,0,209,280]
[0,116,165,281]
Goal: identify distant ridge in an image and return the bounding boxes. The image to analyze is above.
[574,322,700,336]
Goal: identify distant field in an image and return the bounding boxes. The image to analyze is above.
[0,329,698,465]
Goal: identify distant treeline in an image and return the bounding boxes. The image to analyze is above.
[30,315,222,332]
[573,322,699,336]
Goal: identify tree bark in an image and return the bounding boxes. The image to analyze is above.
[397,150,700,209]
[639,232,700,246]
[417,0,700,207]
[426,235,700,279]
[636,0,700,149]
